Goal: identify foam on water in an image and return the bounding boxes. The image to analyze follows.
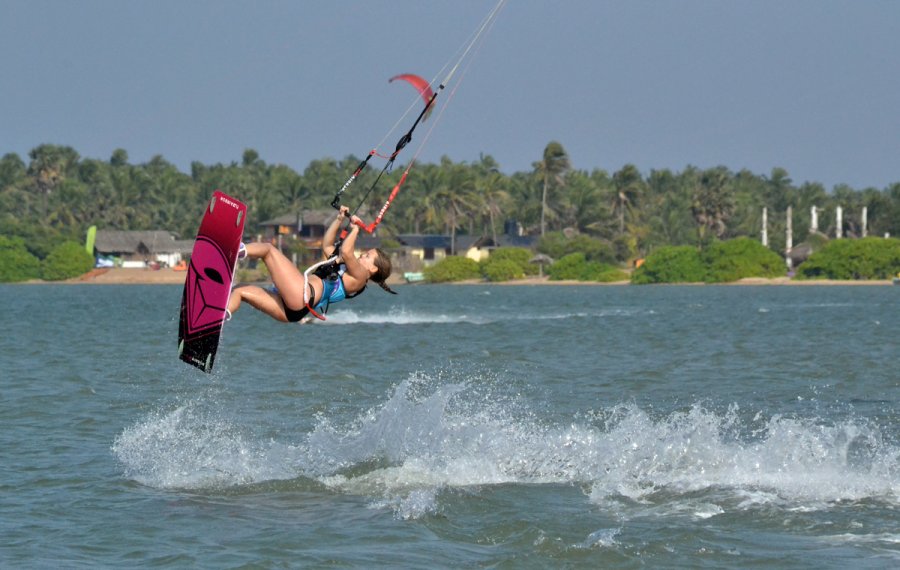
[322,306,643,326]
[325,308,481,325]
[113,371,899,519]
[112,403,296,489]
[579,527,621,549]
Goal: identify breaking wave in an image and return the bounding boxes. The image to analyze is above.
[113,371,899,519]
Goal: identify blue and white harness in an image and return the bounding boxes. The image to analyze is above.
[301,256,364,320]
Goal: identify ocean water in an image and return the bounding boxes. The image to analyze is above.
[2,283,898,568]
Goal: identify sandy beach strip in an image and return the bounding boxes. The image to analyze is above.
[34,268,892,286]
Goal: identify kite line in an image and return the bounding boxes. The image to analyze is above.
[329,0,507,238]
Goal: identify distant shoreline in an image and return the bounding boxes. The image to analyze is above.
[11,268,894,287]
[450,276,893,286]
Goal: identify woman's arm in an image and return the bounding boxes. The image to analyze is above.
[322,206,348,259]
[339,217,370,284]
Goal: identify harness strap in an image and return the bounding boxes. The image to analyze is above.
[302,255,339,321]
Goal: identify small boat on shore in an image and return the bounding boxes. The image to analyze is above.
[404,272,425,283]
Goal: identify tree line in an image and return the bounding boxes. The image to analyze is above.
[2,142,899,262]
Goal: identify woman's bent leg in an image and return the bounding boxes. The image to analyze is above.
[228,285,289,322]
[244,243,307,309]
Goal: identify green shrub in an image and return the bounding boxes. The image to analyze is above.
[41,241,94,281]
[591,265,630,282]
[701,237,785,283]
[480,247,535,280]
[537,232,616,264]
[484,246,533,268]
[423,256,481,283]
[611,234,638,263]
[797,237,900,280]
[535,232,567,259]
[546,252,627,282]
[0,235,41,282]
[633,239,787,284]
[482,259,525,282]
[547,252,587,280]
[0,218,66,259]
[632,246,706,284]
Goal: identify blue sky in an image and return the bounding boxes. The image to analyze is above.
[2,0,898,190]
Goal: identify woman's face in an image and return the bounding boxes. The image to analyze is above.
[358,248,379,274]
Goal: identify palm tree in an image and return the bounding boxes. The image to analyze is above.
[533,141,570,236]
[504,172,540,233]
[610,164,644,235]
[641,168,693,249]
[27,144,79,219]
[106,156,144,229]
[468,155,508,243]
[764,167,794,213]
[0,154,30,219]
[271,165,306,214]
[432,160,477,254]
[691,166,735,246]
[151,164,195,232]
[562,169,605,233]
[404,163,445,233]
[478,171,509,244]
[303,158,344,209]
[0,153,26,190]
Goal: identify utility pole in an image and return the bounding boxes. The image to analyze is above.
[785,206,793,271]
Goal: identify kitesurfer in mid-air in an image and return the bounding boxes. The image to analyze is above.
[227,206,393,323]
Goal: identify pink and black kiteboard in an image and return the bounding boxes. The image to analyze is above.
[178,190,246,373]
